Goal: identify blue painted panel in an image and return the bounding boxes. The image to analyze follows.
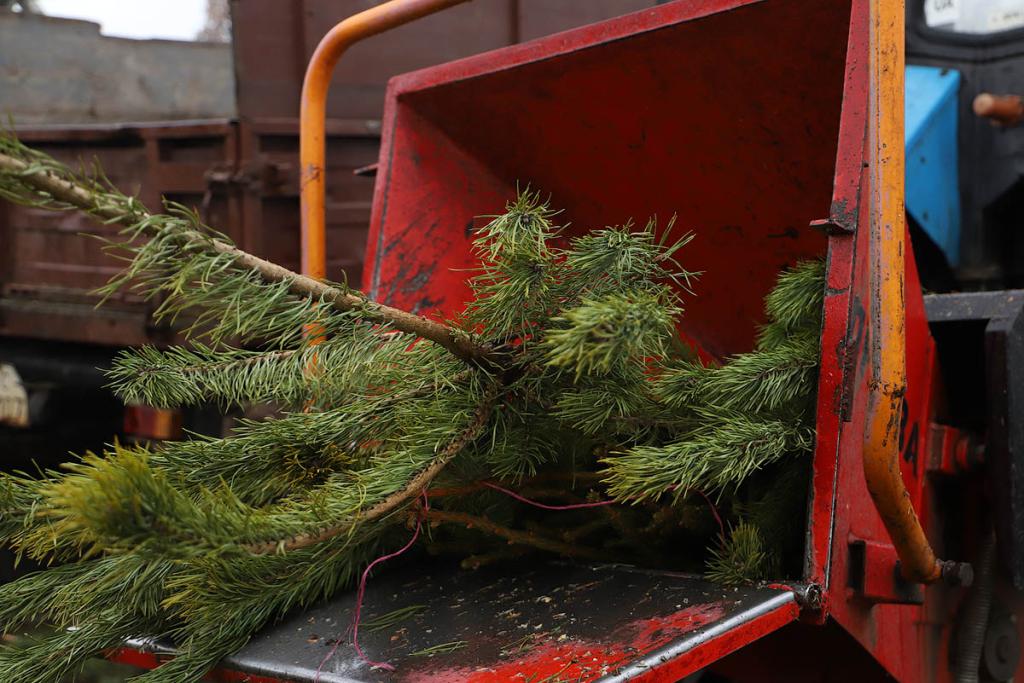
[905,65,961,266]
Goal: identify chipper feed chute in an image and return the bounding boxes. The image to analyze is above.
[114,0,964,680]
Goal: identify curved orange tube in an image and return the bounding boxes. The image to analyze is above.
[864,0,942,584]
[300,0,471,280]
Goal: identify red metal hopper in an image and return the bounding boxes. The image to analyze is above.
[360,0,959,680]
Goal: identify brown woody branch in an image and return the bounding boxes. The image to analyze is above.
[424,509,604,562]
[0,152,494,366]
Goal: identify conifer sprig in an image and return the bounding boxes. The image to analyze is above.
[604,416,815,501]
[705,522,773,586]
[544,291,678,378]
[106,325,416,410]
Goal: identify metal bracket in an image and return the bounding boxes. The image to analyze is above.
[848,537,925,604]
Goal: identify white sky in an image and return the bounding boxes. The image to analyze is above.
[35,0,207,41]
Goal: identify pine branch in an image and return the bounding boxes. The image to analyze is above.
[30,372,495,559]
[0,614,153,683]
[552,367,674,438]
[0,472,46,541]
[0,143,491,365]
[0,555,172,632]
[762,260,826,332]
[563,218,698,296]
[603,416,815,502]
[107,323,419,410]
[108,345,300,408]
[243,380,502,554]
[154,534,385,677]
[464,191,560,346]
[757,260,825,350]
[153,410,368,506]
[656,334,819,416]
[0,472,95,564]
[476,400,574,482]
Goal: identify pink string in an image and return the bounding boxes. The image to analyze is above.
[665,484,725,538]
[482,481,722,540]
[481,481,617,511]
[691,489,725,539]
[315,492,428,679]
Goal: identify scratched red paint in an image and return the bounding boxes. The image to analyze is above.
[107,648,293,683]
[402,603,726,683]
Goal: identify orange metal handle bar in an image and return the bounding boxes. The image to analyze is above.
[300,0,472,280]
[973,93,1024,126]
[864,0,966,585]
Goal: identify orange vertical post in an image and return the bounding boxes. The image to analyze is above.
[299,0,471,280]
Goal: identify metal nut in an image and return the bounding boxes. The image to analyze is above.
[940,560,974,587]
